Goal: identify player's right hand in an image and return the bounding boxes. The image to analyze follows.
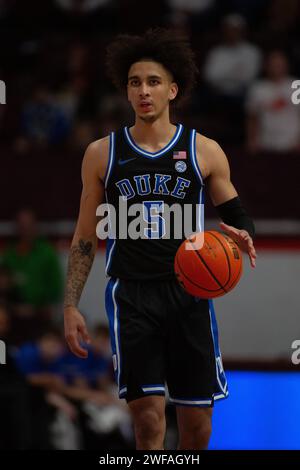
[64,307,91,358]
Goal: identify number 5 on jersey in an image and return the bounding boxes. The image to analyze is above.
[143,201,166,239]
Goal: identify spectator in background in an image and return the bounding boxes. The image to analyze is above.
[204,14,261,98]
[0,304,32,449]
[14,328,67,390]
[16,84,71,152]
[76,324,134,450]
[246,50,300,154]
[57,323,112,388]
[167,0,217,33]
[83,324,114,388]
[202,14,261,142]
[1,208,64,343]
[13,327,78,449]
[14,326,133,449]
[55,42,99,151]
[56,72,96,152]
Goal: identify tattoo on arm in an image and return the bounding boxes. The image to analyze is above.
[64,239,95,309]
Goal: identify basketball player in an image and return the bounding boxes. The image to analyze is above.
[64,29,256,450]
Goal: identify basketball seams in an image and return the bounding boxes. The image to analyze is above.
[206,231,231,288]
[208,231,243,290]
[176,251,224,293]
[191,241,228,293]
[225,258,243,291]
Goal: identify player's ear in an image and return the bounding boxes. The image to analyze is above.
[169,82,178,102]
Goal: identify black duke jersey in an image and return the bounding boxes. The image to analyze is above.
[104,124,205,280]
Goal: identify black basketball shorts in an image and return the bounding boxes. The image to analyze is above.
[105,278,228,406]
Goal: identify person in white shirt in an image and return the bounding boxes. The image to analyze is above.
[246,50,300,153]
[204,14,261,97]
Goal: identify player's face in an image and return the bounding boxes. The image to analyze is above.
[127,61,178,122]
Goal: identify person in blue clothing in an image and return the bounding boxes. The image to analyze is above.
[14,328,66,391]
[58,324,113,388]
[15,326,114,393]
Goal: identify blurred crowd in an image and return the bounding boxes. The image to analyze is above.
[0,0,300,153]
[0,208,134,449]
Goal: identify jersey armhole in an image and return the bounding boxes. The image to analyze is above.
[104,131,115,188]
[190,129,204,186]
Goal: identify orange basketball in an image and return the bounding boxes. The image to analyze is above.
[174,231,243,298]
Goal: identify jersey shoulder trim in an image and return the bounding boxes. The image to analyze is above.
[190,129,204,186]
[104,131,116,188]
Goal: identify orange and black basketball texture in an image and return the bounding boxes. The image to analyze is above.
[174,231,243,298]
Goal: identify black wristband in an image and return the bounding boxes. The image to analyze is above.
[215,196,255,238]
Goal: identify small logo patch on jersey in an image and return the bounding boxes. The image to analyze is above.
[175,161,187,173]
[112,354,117,371]
[118,157,137,165]
[173,150,186,159]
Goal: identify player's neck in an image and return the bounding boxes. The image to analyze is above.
[130,114,177,149]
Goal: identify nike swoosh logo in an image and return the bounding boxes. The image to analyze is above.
[118,157,137,165]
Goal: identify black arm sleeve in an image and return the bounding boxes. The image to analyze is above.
[215,196,255,238]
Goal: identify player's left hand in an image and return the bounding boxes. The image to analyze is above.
[219,222,257,268]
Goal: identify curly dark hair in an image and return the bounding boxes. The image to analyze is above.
[106,28,199,104]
